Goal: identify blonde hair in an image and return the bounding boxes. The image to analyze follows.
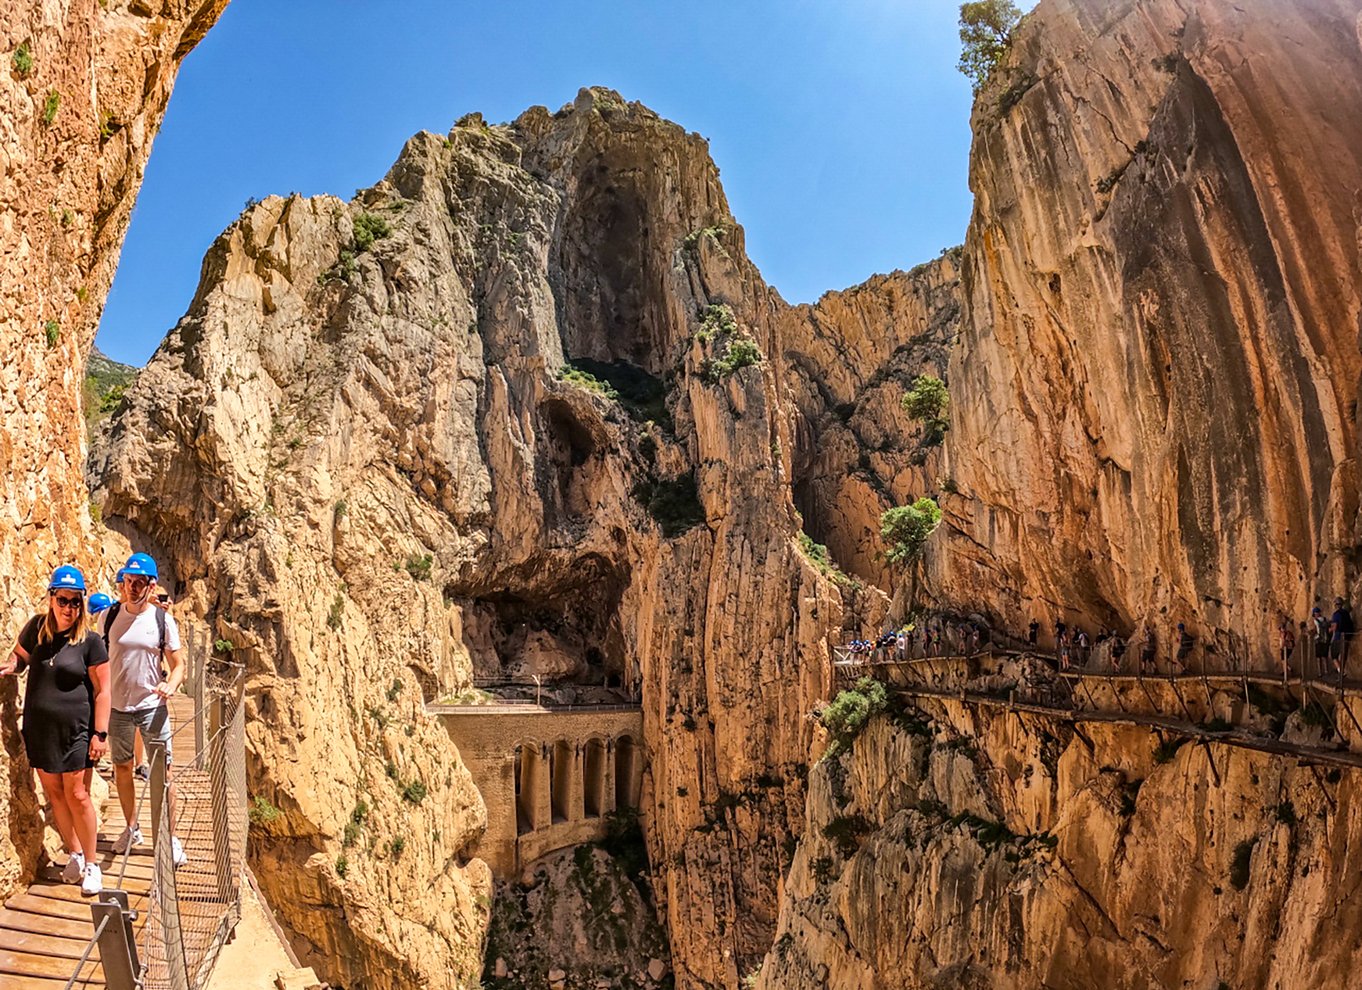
[38,592,90,646]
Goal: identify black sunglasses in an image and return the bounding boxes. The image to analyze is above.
[51,595,83,609]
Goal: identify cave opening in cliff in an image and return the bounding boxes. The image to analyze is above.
[540,397,601,520]
[551,160,666,375]
[451,553,629,687]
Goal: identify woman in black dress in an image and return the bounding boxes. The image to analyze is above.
[2,566,111,894]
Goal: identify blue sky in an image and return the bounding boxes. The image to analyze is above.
[97,0,984,366]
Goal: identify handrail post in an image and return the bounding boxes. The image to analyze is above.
[209,693,233,901]
[91,889,139,990]
[194,630,208,771]
[149,739,190,990]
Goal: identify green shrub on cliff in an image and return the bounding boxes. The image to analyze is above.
[958,0,1022,93]
[352,211,390,251]
[880,498,944,565]
[902,374,950,449]
[821,677,888,753]
[12,41,33,77]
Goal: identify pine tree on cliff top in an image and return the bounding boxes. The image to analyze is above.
[958,0,1022,93]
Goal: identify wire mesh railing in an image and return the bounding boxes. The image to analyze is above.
[80,657,248,990]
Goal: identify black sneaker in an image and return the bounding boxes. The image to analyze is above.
[133,764,150,781]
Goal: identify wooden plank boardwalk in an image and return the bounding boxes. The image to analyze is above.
[0,696,228,990]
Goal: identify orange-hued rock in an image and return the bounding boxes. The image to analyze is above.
[933,0,1362,655]
[0,0,226,901]
[94,90,851,989]
[760,691,1362,990]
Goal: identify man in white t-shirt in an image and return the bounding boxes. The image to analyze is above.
[101,553,187,867]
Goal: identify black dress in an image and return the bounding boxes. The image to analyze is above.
[16,616,108,774]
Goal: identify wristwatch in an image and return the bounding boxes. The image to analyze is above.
[93,730,108,741]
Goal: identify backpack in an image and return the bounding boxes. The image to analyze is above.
[1340,608,1356,636]
[1314,616,1329,643]
[101,602,167,659]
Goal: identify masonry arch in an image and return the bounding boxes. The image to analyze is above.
[583,736,608,818]
[550,739,575,824]
[514,739,546,835]
[615,734,640,810]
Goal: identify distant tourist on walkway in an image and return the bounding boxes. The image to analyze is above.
[1076,629,1090,666]
[1330,597,1354,676]
[1278,618,1295,680]
[1140,630,1157,674]
[1175,623,1193,672]
[1028,619,1039,647]
[1110,633,1126,673]
[1,567,110,895]
[1311,606,1330,676]
[102,553,188,868]
[896,629,907,660]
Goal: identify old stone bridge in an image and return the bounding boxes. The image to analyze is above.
[433,700,644,876]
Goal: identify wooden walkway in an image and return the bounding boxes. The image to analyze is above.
[0,696,226,990]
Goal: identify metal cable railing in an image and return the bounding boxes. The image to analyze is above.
[90,654,248,990]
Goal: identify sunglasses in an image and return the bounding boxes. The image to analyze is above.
[51,595,83,609]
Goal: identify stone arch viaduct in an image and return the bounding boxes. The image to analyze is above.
[434,701,644,875]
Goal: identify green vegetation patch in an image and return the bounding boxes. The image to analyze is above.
[822,814,873,857]
[797,532,861,591]
[880,497,944,565]
[563,357,671,428]
[352,211,391,251]
[902,373,950,449]
[707,335,763,382]
[820,677,888,755]
[41,89,60,126]
[13,41,33,77]
[958,0,1022,93]
[83,347,137,438]
[633,473,705,537]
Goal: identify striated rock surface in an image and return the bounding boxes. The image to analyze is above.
[776,256,963,592]
[760,691,1362,990]
[94,90,848,989]
[929,0,1362,655]
[0,0,225,901]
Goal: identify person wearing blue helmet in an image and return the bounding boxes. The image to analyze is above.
[100,552,187,866]
[2,566,111,895]
[87,593,113,616]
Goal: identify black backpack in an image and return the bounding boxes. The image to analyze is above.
[101,602,167,659]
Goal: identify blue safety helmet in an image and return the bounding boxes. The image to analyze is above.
[48,565,86,593]
[121,553,158,580]
[87,592,114,615]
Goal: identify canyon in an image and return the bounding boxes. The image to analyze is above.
[3,0,1362,988]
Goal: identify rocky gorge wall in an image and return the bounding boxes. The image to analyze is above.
[93,90,849,989]
[0,0,226,901]
[929,0,1362,658]
[759,686,1362,990]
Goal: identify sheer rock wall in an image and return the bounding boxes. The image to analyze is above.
[94,91,846,990]
[931,0,1362,656]
[760,698,1362,990]
[0,0,226,901]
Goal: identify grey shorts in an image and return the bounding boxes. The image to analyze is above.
[110,706,172,766]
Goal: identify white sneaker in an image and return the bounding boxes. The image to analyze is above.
[61,851,85,884]
[171,836,187,868]
[81,863,103,896]
[112,825,143,853]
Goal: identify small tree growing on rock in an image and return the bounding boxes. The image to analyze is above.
[902,374,950,449]
[881,498,944,565]
[958,0,1022,93]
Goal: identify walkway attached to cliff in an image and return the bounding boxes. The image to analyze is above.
[0,664,247,990]
[835,649,1362,773]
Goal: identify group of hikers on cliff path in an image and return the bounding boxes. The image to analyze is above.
[2,553,186,896]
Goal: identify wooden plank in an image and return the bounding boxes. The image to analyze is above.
[2,897,91,924]
[26,882,149,906]
[0,973,100,990]
[0,947,100,981]
[0,910,93,942]
[0,928,95,960]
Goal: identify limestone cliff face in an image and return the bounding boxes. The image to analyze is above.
[930,0,1362,654]
[0,0,225,900]
[760,688,1362,990]
[94,90,846,989]
[776,258,962,592]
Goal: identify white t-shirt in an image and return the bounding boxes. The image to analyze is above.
[100,606,182,712]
